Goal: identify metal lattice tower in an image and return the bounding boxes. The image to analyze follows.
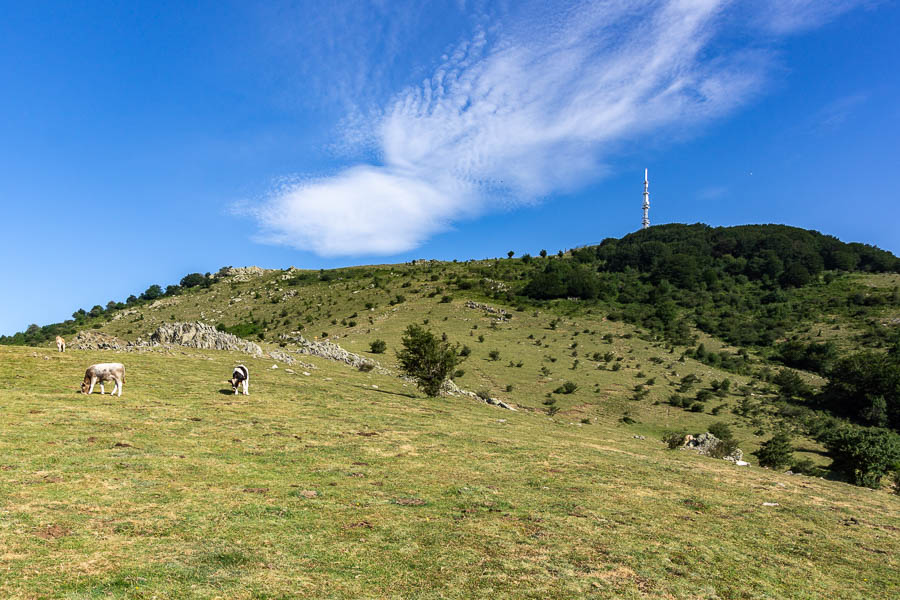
[642,168,650,229]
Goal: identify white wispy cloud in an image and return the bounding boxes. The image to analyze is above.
[756,0,878,34]
[251,0,870,256]
[806,92,869,133]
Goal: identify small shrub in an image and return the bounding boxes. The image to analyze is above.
[505,384,514,392]
[663,431,687,450]
[358,362,375,373]
[554,381,578,394]
[488,350,500,361]
[459,345,471,357]
[707,422,734,442]
[708,438,740,459]
[453,369,465,379]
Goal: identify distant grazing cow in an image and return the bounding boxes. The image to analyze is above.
[229,365,249,395]
[56,336,66,352]
[81,363,125,396]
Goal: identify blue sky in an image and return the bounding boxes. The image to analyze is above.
[1,0,898,335]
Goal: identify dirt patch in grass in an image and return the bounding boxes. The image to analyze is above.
[346,520,373,529]
[35,524,71,540]
[243,487,269,494]
[393,498,426,506]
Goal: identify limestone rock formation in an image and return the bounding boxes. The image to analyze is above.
[72,331,128,350]
[149,322,263,356]
[281,334,377,371]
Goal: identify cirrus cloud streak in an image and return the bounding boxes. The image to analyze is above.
[252,0,868,256]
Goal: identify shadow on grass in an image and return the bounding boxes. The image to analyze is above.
[219,388,237,395]
[354,384,418,400]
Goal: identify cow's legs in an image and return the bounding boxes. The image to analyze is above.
[87,378,96,395]
[243,379,249,395]
[100,383,105,395]
[115,378,122,397]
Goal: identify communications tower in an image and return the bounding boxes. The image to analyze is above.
[641,169,650,229]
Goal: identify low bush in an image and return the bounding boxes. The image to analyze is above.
[662,431,687,449]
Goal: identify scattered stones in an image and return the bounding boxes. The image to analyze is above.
[270,364,278,369]
[281,334,378,371]
[633,435,646,440]
[441,379,516,410]
[465,300,510,321]
[71,331,128,351]
[762,502,779,507]
[267,350,296,365]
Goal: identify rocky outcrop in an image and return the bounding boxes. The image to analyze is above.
[441,379,516,410]
[149,322,263,356]
[682,432,745,464]
[72,331,128,350]
[220,266,269,282]
[465,300,511,321]
[281,334,377,371]
[267,349,297,366]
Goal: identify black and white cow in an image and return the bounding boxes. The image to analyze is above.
[81,363,125,396]
[230,365,249,395]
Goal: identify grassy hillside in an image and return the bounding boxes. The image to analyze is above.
[1,345,898,599]
[3,224,899,596]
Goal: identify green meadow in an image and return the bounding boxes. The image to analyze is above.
[1,344,897,599]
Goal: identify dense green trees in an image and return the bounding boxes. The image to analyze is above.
[180,273,207,288]
[819,425,900,488]
[821,350,900,429]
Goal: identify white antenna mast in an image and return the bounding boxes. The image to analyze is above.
[642,168,650,229]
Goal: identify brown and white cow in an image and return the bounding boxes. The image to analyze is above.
[81,363,125,396]
[56,336,66,352]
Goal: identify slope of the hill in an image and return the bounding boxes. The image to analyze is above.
[1,345,898,599]
[4,224,900,471]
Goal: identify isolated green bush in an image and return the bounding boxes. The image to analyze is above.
[554,381,578,395]
[662,431,687,450]
[753,432,794,470]
[396,324,464,397]
[369,339,387,354]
